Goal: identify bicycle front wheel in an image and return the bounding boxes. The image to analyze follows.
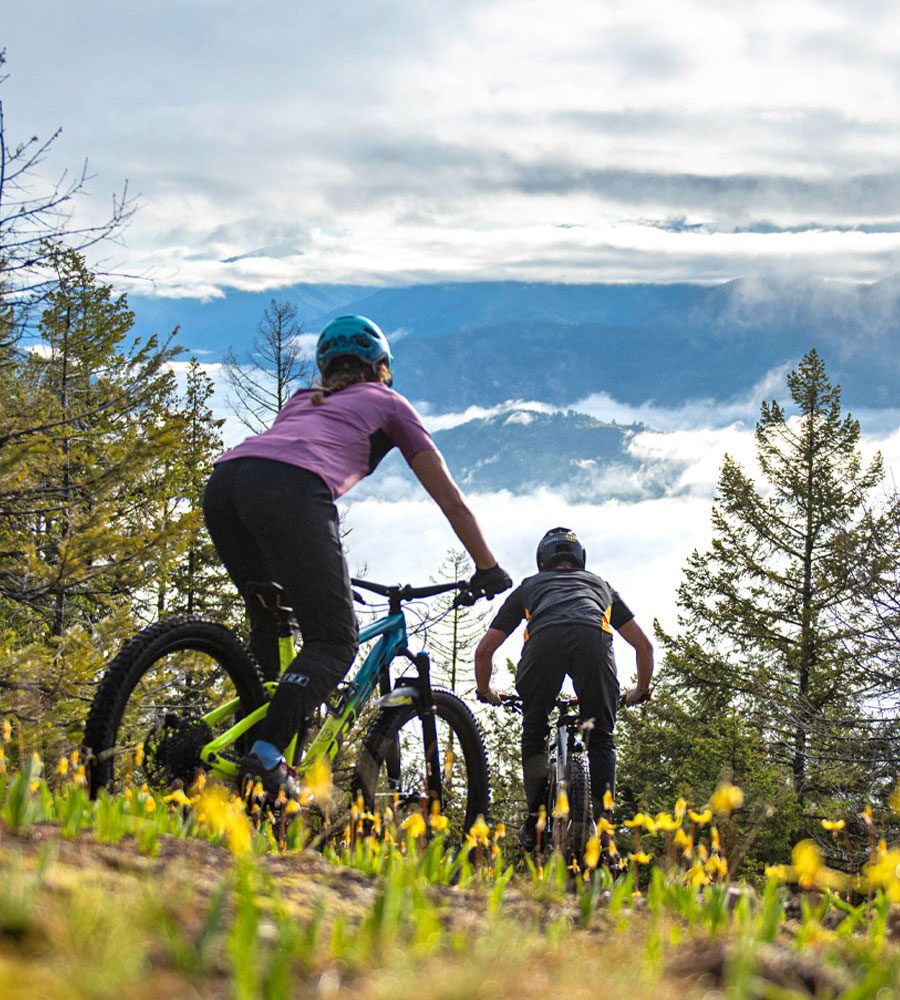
[548,752,595,863]
[84,616,266,797]
[353,688,489,839]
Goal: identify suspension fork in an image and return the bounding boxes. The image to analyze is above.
[411,649,443,811]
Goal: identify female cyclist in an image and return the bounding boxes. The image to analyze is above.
[203,314,511,797]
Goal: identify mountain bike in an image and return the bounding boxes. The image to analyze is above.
[83,577,491,835]
[497,693,596,862]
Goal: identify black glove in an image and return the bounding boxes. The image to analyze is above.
[469,564,512,599]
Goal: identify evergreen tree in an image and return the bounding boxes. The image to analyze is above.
[222,299,312,432]
[155,359,239,623]
[0,250,187,746]
[649,349,898,830]
[427,548,492,694]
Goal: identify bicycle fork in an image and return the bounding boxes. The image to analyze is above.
[400,649,443,813]
[552,721,569,854]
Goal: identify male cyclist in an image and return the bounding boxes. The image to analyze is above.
[473,527,653,847]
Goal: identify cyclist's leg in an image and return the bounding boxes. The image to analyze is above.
[203,460,280,679]
[566,625,618,811]
[515,627,566,816]
[223,460,357,752]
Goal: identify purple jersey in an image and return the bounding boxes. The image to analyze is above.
[216,381,437,499]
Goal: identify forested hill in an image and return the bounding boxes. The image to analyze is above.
[131,276,900,410]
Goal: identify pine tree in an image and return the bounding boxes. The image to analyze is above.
[222,299,312,432]
[0,250,187,745]
[654,349,898,825]
[426,548,492,694]
[156,359,239,622]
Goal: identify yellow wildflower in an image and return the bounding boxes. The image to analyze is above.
[791,839,848,891]
[709,782,744,815]
[284,799,302,816]
[584,836,601,869]
[698,843,709,863]
[69,750,80,768]
[1,719,11,742]
[304,756,333,804]
[689,808,712,825]
[144,796,157,814]
[163,789,192,808]
[673,827,691,851]
[686,863,710,887]
[654,812,679,832]
[629,851,652,865]
[430,812,450,834]
[74,765,87,787]
[602,789,614,811]
[469,814,490,846]
[859,806,873,827]
[402,812,427,840]
[765,864,788,881]
[674,797,687,822]
[536,805,547,833]
[711,827,721,852]
[189,770,207,797]
[196,785,252,856]
[863,849,900,903]
[705,854,728,880]
[641,815,658,835]
[552,790,570,819]
[624,812,646,828]
[56,756,69,776]
[821,819,845,833]
[597,816,616,836]
[493,822,506,843]
[607,838,619,858]
[134,742,144,767]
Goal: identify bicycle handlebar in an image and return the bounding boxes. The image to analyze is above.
[351,577,470,604]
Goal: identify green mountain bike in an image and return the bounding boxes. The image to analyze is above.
[84,577,490,833]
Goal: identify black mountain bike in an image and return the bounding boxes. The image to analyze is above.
[497,693,596,861]
[84,577,491,837]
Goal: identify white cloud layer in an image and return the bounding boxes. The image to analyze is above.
[5,1,900,294]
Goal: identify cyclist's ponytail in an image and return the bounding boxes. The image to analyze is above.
[310,357,391,405]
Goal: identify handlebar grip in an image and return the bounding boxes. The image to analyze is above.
[452,589,479,608]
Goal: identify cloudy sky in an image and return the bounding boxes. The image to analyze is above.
[7,3,900,686]
[6,0,900,298]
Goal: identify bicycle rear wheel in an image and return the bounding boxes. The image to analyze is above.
[84,616,266,797]
[352,688,489,840]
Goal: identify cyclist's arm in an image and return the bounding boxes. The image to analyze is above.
[410,449,496,569]
[617,619,654,694]
[474,627,507,697]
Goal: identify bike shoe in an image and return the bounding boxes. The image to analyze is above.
[238,752,302,801]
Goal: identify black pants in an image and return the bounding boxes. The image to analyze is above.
[515,623,619,814]
[202,458,359,750]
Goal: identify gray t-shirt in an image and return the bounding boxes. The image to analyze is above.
[490,569,634,641]
[216,381,437,499]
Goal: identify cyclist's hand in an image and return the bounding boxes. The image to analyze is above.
[469,564,512,599]
[621,687,651,707]
[476,687,502,706]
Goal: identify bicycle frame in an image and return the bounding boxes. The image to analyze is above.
[198,609,410,784]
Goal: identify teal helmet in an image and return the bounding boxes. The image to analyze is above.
[316,315,394,385]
